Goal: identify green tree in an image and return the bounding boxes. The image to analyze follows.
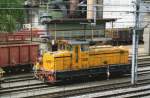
[0,0,25,32]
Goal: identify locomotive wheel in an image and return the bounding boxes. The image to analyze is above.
[41,75,45,82]
[15,67,19,73]
[8,68,12,74]
[39,75,43,80]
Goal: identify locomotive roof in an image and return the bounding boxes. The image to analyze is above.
[58,40,89,45]
[46,18,116,24]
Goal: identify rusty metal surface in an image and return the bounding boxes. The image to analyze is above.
[0,44,39,68]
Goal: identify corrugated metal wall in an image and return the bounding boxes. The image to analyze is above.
[103,0,135,28]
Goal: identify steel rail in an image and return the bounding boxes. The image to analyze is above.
[0,83,50,95]
[25,77,150,98]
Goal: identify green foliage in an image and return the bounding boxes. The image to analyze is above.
[0,0,25,32]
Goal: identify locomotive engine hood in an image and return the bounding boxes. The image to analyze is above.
[42,50,71,72]
[50,50,71,57]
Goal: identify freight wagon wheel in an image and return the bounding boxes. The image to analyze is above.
[23,66,29,72]
[8,68,12,74]
[15,67,19,73]
[21,69,25,72]
[88,75,92,78]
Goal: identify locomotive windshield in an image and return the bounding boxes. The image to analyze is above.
[57,40,89,52]
[66,45,73,51]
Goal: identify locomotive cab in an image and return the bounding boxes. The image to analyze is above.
[67,40,89,70]
[57,40,89,51]
[57,40,90,70]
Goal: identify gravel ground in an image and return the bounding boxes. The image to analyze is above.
[1,80,42,88]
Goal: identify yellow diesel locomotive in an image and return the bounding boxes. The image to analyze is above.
[34,40,130,83]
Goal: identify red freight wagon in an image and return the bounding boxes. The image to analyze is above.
[0,44,39,72]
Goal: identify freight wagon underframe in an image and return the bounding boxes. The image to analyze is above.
[0,44,39,73]
[3,64,33,73]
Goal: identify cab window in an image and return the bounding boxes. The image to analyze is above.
[66,45,73,51]
[59,44,65,50]
[81,44,89,51]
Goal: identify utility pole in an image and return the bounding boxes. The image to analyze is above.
[30,7,33,42]
[131,0,140,85]
[91,5,97,41]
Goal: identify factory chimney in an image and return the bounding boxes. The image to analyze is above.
[87,0,103,19]
[87,0,95,19]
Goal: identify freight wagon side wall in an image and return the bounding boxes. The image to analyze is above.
[0,47,9,67]
[9,46,20,66]
[0,44,39,68]
[20,45,30,64]
[30,45,39,63]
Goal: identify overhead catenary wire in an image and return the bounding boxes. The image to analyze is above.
[0,8,150,14]
[0,2,149,6]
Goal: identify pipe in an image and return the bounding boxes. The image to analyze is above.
[87,0,95,19]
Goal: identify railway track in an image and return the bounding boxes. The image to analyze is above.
[0,82,49,95]
[4,73,33,80]
[94,85,150,98]
[25,74,150,98]
[3,77,35,83]
[3,73,34,82]
[81,79,150,98]
[120,89,150,98]
[1,68,150,98]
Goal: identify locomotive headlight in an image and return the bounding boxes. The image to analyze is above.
[40,13,52,24]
